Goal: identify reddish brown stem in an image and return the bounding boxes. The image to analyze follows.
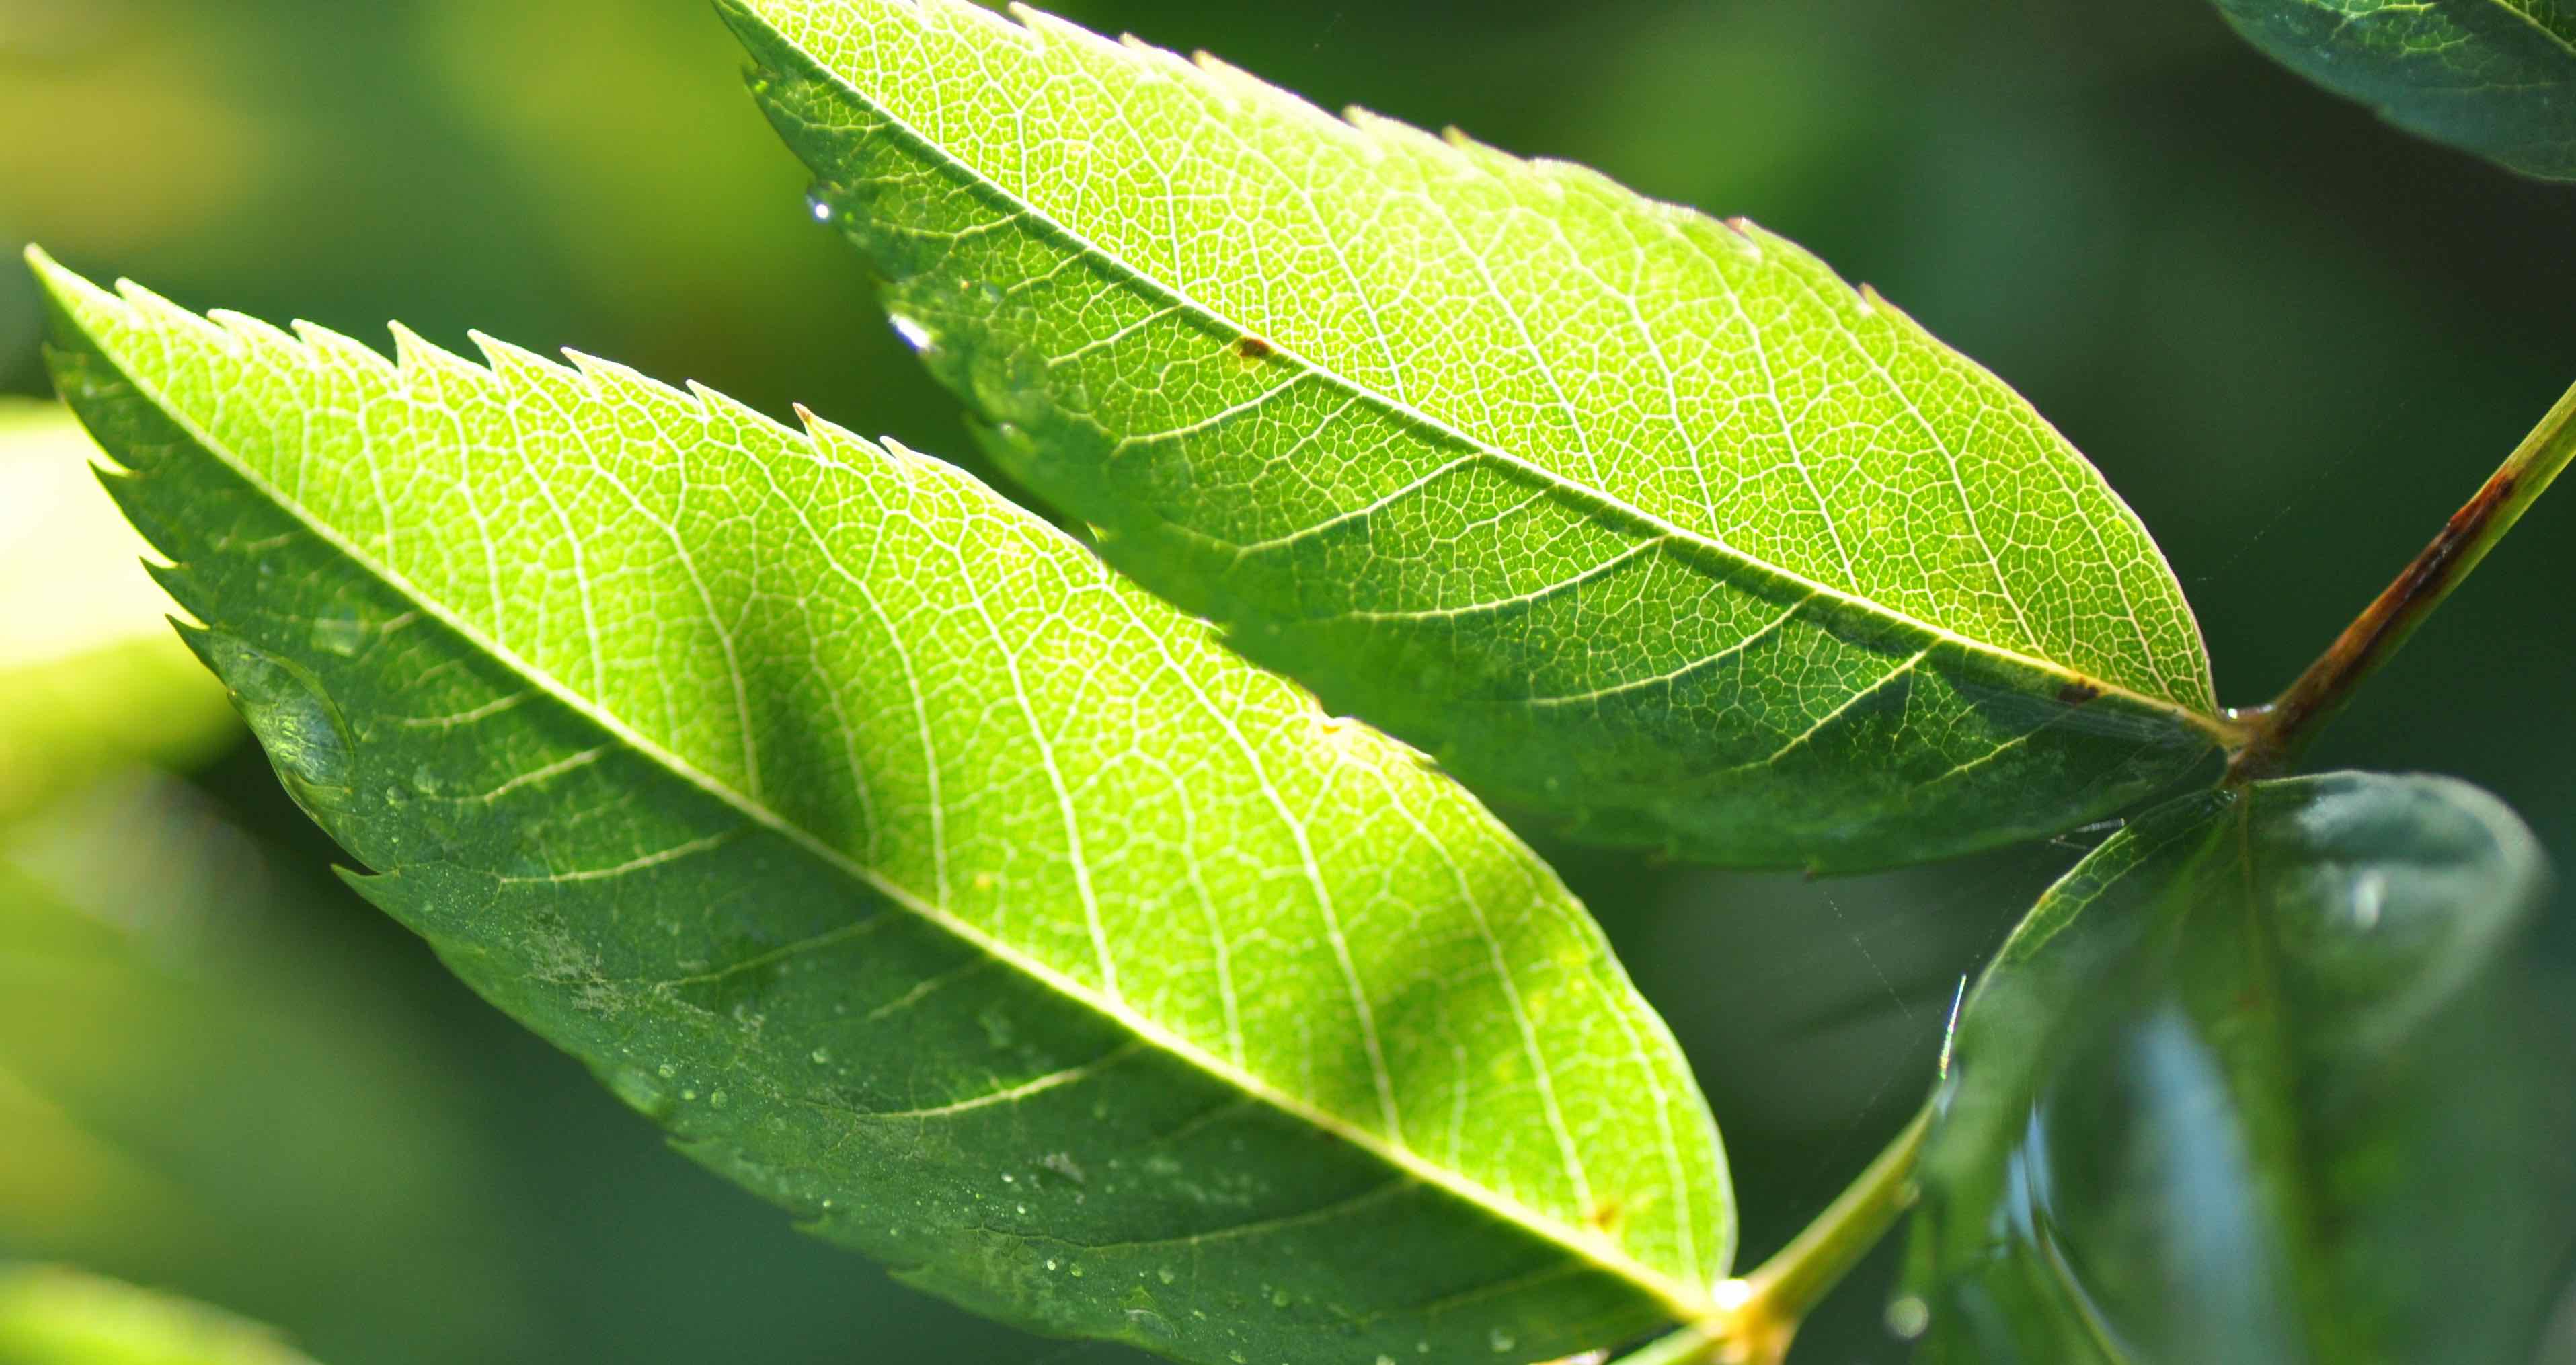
[2228,379,2576,783]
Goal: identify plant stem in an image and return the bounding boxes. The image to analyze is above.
[2227,377,2576,784]
[1603,1323,1721,1365]
[1612,1105,1931,1365]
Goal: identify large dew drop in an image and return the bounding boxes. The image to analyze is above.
[196,629,356,811]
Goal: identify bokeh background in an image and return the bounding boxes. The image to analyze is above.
[3,0,2571,1360]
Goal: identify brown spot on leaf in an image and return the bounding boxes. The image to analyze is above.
[2056,679,2103,706]
[1586,1199,1623,1233]
[1233,334,1274,361]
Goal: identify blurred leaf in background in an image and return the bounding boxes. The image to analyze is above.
[0,401,233,820]
[0,775,530,1364]
[0,1264,321,1365]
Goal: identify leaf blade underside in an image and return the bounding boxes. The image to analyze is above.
[1907,771,2576,1364]
[33,251,1729,1365]
[2211,0,2576,181]
[726,0,2228,871]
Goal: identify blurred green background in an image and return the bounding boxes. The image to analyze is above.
[2,0,2571,1361]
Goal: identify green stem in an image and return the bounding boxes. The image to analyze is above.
[2228,377,2576,783]
[1602,1323,1721,1365]
[1611,1104,1931,1365]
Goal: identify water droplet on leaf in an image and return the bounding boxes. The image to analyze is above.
[604,1066,672,1119]
[200,632,356,810]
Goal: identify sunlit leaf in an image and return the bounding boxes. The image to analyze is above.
[0,401,234,822]
[32,251,1731,1365]
[0,1265,321,1365]
[2211,0,2576,182]
[726,0,2229,871]
[1904,771,2576,1364]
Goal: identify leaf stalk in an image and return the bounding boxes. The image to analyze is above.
[1613,1104,1930,1365]
[2227,377,2576,783]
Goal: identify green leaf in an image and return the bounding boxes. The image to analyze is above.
[1904,771,2576,1364]
[0,1266,321,1365]
[2210,0,2576,182]
[0,401,235,822]
[724,0,2229,872]
[31,251,1730,1365]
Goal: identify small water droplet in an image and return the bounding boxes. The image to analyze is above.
[1487,1329,1515,1353]
[806,193,835,223]
[604,1066,672,1118]
[1044,1259,1058,1272]
[1886,1294,1930,1339]
[810,1048,832,1065]
[680,1089,697,1101]
[1269,1288,1290,1309]
[709,1089,729,1109]
[410,763,442,796]
[1377,1356,1397,1365]
[309,604,367,657]
[657,1064,676,1079]
[889,314,933,352]
[1157,1268,1175,1285]
[200,633,356,808]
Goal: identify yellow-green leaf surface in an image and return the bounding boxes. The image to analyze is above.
[33,251,1729,1365]
[0,1266,320,1365]
[0,402,234,822]
[727,0,2230,871]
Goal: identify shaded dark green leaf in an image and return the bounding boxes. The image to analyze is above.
[1906,771,2576,1364]
[2212,0,2576,180]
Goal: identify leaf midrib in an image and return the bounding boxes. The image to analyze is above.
[747,5,2232,739]
[72,284,1714,1321]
